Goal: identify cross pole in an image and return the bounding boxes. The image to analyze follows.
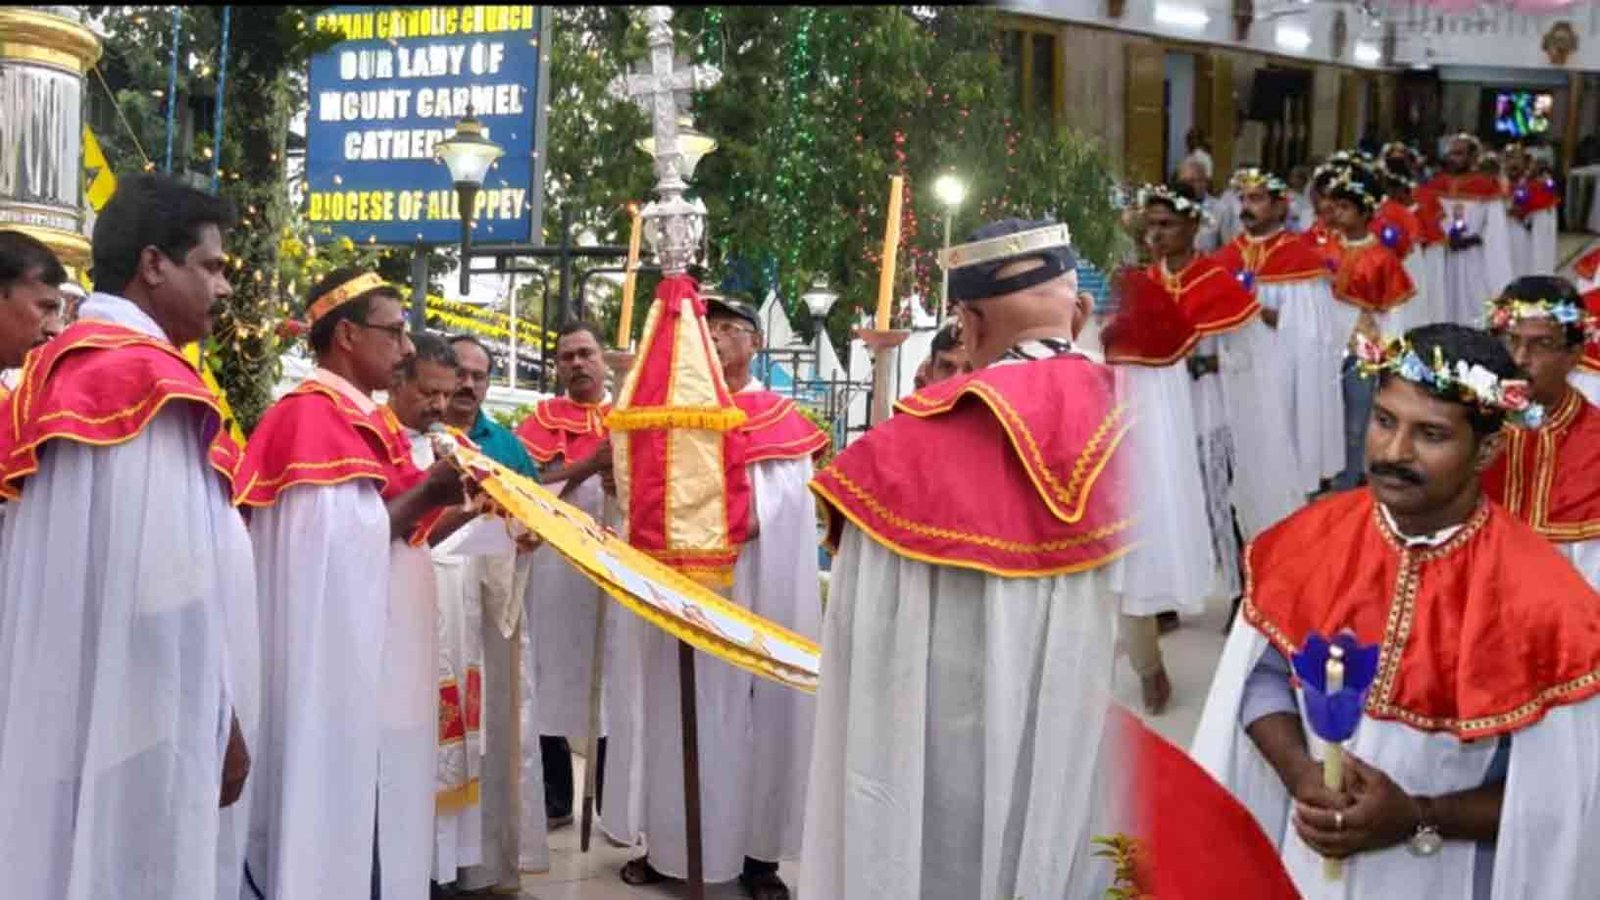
[603,10,722,900]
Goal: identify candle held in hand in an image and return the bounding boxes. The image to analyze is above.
[874,175,905,331]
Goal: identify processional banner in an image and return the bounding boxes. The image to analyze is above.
[447,443,820,693]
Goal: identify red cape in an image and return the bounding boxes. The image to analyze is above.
[732,390,829,463]
[1575,247,1600,283]
[1372,198,1420,258]
[1409,193,1448,246]
[1510,176,1560,217]
[1422,172,1508,201]
[1483,390,1600,543]
[236,380,428,507]
[1331,236,1415,312]
[1146,258,1261,336]
[1212,230,1327,285]
[0,320,239,500]
[1243,490,1600,740]
[1102,267,1201,367]
[514,395,610,464]
[812,353,1130,577]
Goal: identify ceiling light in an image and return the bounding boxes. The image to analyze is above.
[1153,2,1211,30]
[1274,23,1313,52]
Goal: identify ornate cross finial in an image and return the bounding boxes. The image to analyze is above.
[606,6,722,275]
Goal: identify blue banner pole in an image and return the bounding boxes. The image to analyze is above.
[164,11,181,173]
[211,6,230,193]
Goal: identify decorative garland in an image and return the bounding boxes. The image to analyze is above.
[1350,333,1543,428]
[1484,296,1600,344]
[1228,167,1287,197]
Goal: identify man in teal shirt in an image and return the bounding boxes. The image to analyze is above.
[444,333,539,892]
[446,334,539,477]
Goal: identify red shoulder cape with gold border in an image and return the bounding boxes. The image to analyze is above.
[1483,391,1600,543]
[1511,177,1560,216]
[1146,258,1261,336]
[1409,194,1447,246]
[1243,489,1600,740]
[1331,237,1415,312]
[1372,199,1420,258]
[811,354,1131,577]
[235,380,427,507]
[1212,231,1327,285]
[1575,248,1600,282]
[732,390,828,463]
[0,320,239,500]
[514,396,610,464]
[1103,267,1200,367]
[1422,172,1508,201]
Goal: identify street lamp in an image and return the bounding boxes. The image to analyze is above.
[800,279,839,382]
[933,173,967,314]
[435,107,504,295]
[637,114,719,182]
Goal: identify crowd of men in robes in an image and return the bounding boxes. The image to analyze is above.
[0,131,1597,900]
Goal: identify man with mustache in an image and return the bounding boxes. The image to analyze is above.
[1212,167,1344,495]
[0,230,68,373]
[1193,322,1600,897]
[0,173,258,899]
[1422,134,1515,325]
[1482,276,1599,588]
[514,321,617,842]
[240,269,465,900]
[439,333,542,894]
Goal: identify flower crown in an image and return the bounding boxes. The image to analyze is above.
[1229,167,1288,196]
[1136,184,1211,224]
[1351,333,1544,428]
[1484,295,1600,344]
[1322,165,1382,212]
[1450,131,1483,153]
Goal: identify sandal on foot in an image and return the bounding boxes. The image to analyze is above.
[1141,668,1172,716]
[620,856,667,887]
[739,870,791,900]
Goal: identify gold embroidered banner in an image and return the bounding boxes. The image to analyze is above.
[448,444,820,693]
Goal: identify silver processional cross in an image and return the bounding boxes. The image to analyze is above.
[607,6,722,275]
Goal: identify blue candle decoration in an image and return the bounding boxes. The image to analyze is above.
[1513,186,1530,207]
[1379,224,1401,249]
[1290,629,1381,743]
[1448,218,1467,240]
[1237,270,1255,292]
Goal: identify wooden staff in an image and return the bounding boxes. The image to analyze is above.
[679,639,705,900]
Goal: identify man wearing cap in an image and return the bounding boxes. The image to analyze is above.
[239,268,465,900]
[607,294,825,899]
[1422,134,1514,326]
[804,219,1130,898]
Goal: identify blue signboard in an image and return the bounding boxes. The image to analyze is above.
[305,5,544,245]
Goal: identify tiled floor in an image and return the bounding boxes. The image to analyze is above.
[507,597,1232,899]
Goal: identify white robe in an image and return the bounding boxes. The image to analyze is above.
[603,446,821,880]
[1574,370,1600,406]
[1557,539,1600,590]
[527,474,615,741]
[1118,364,1216,616]
[1414,243,1451,329]
[1257,277,1345,491]
[802,526,1123,899]
[246,479,393,898]
[1439,197,1515,325]
[1199,320,1305,541]
[1192,621,1600,898]
[0,295,258,900]
[1507,207,1558,279]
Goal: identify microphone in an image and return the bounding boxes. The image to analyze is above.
[426,421,461,458]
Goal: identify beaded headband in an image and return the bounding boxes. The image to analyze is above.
[1351,333,1543,428]
[1484,295,1600,344]
[1136,184,1211,225]
[306,272,393,325]
[1322,165,1382,213]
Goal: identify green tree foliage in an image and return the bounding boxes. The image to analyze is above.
[546,6,1126,348]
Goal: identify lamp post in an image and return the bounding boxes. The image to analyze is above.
[434,107,504,297]
[933,173,967,314]
[800,279,839,382]
[637,114,719,182]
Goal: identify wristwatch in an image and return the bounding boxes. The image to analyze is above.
[1407,797,1443,858]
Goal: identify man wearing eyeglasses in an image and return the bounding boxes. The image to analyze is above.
[239,267,466,900]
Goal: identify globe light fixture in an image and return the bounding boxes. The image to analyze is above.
[932,173,967,311]
[801,279,839,380]
[434,108,504,293]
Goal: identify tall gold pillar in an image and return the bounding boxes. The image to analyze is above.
[0,7,102,269]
